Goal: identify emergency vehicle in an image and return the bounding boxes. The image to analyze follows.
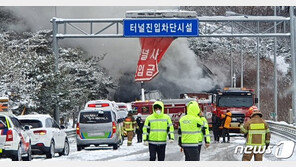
[214,88,258,131]
[132,98,199,129]
[0,97,32,161]
[180,93,215,126]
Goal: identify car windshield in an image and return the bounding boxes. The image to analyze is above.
[217,95,253,107]
[0,116,7,129]
[80,111,112,124]
[19,119,43,128]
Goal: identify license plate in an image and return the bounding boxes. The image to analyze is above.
[230,123,240,127]
[88,132,104,137]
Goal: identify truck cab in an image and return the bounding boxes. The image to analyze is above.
[215,88,258,131]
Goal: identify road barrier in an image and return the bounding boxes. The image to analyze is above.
[266,120,296,142]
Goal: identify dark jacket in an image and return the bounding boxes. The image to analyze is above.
[136,117,144,133]
[212,113,221,127]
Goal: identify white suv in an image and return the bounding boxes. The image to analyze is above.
[18,114,69,158]
[0,113,32,161]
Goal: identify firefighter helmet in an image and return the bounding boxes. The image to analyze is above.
[251,111,263,118]
[248,106,258,116]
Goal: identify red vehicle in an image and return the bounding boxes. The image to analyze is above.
[180,93,215,127]
[214,87,258,131]
[131,92,215,129]
[131,98,196,129]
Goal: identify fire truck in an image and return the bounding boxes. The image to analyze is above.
[131,92,214,129]
[180,93,215,126]
[214,88,258,131]
[131,98,196,129]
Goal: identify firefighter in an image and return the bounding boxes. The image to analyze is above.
[212,110,221,143]
[221,110,232,143]
[143,101,174,161]
[123,112,137,146]
[240,107,271,161]
[136,113,144,143]
[178,101,209,161]
[199,112,211,160]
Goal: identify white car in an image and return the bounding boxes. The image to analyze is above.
[18,114,69,158]
[0,113,32,161]
[116,102,128,121]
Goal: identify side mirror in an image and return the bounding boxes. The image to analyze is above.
[255,98,258,104]
[60,125,66,129]
[24,125,30,131]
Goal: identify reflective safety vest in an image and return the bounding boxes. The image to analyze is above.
[199,116,211,144]
[123,117,136,131]
[240,116,271,146]
[143,114,174,144]
[179,115,204,147]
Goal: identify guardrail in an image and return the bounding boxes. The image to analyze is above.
[266,120,296,142]
[64,129,76,138]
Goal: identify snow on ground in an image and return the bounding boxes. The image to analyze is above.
[1,131,295,161]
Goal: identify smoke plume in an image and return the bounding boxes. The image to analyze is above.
[5,7,218,101]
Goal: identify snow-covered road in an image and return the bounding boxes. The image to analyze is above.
[1,132,295,161]
[34,132,296,161]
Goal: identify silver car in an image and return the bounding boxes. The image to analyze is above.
[76,108,123,151]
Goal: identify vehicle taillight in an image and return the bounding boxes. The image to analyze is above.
[76,123,80,135]
[112,122,116,134]
[6,130,13,141]
[36,143,44,147]
[88,104,96,108]
[101,103,109,107]
[34,130,47,135]
[88,103,109,107]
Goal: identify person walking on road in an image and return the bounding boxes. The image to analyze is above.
[178,101,210,161]
[240,106,271,161]
[136,113,144,143]
[221,110,232,143]
[123,112,137,146]
[143,101,174,161]
[212,111,221,143]
[198,112,211,159]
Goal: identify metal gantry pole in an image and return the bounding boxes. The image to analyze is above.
[240,38,244,88]
[257,22,261,109]
[52,17,60,124]
[290,7,296,124]
[230,22,234,87]
[230,46,233,87]
[141,81,145,101]
[274,6,278,121]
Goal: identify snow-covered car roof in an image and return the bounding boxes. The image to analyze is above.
[116,102,127,106]
[18,114,52,121]
[85,100,118,111]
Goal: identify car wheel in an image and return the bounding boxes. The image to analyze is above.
[23,143,32,161]
[12,143,22,161]
[46,140,55,159]
[113,144,118,150]
[59,139,70,156]
[77,145,83,151]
